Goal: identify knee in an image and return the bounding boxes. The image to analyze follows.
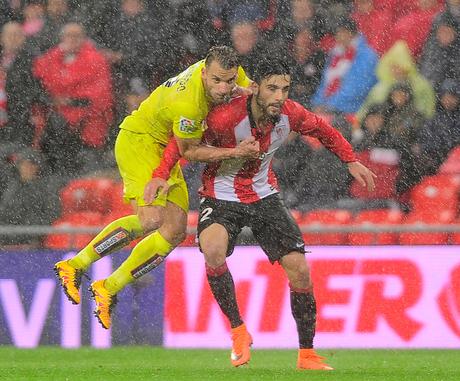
[169,229,187,247]
[139,214,164,233]
[299,266,311,285]
[201,241,227,268]
[137,205,166,233]
[160,222,187,247]
[289,264,312,289]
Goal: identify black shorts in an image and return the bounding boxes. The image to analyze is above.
[197,194,305,263]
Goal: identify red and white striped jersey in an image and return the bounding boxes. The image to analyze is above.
[200,96,356,203]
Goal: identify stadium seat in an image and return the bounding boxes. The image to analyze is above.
[300,209,352,245]
[439,145,460,174]
[180,234,197,247]
[290,210,304,226]
[108,182,133,216]
[187,210,199,227]
[350,150,399,199]
[44,211,103,250]
[399,210,455,245]
[180,211,198,247]
[409,175,460,216]
[348,209,403,245]
[450,217,460,245]
[60,178,115,215]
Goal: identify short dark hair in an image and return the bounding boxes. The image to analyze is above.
[205,46,240,70]
[251,55,291,84]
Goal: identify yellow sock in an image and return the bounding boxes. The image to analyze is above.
[68,215,144,270]
[104,231,173,295]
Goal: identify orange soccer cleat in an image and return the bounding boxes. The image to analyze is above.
[297,349,334,370]
[230,323,253,367]
[54,260,83,305]
[89,280,117,329]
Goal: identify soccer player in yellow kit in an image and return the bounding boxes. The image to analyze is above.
[54,46,259,329]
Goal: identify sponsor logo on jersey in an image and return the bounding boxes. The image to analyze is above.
[179,117,197,134]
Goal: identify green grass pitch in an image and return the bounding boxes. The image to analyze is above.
[0,347,457,381]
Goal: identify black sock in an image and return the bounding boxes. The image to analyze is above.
[206,263,243,328]
[290,287,316,349]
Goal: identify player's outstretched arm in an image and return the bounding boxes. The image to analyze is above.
[347,161,377,192]
[290,103,377,193]
[176,136,260,162]
[144,136,260,204]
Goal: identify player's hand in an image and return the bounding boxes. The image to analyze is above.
[144,177,170,204]
[347,161,377,192]
[232,86,253,98]
[235,136,260,159]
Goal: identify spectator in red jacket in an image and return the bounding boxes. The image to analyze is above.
[390,0,444,57]
[33,22,113,175]
[352,0,393,56]
[373,0,443,22]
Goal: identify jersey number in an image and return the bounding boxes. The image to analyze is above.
[200,207,213,222]
[164,64,194,90]
[164,75,179,88]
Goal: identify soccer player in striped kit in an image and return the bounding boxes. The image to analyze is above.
[154,55,376,369]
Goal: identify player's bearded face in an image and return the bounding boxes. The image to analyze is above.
[202,61,238,105]
[255,74,290,124]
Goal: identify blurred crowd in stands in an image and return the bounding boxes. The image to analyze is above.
[0,0,459,246]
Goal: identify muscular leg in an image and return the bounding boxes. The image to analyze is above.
[56,201,162,305]
[280,252,316,349]
[201,223,251,366]
[104,201,187,295]
[68,201,165,271]
[200,224,243,328]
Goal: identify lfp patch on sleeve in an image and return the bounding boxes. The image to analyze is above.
[179,117,197,134]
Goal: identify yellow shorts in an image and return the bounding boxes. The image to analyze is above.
[115,129,189,212]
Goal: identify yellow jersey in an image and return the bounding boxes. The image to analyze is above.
[119,60,250,145]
